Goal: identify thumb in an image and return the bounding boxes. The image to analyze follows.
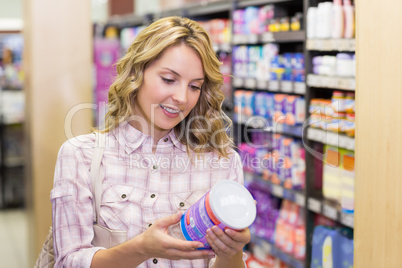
[155,211,182,228]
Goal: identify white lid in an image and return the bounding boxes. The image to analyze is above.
[209,180,257,230]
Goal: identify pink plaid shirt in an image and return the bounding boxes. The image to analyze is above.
[51,121,244,267]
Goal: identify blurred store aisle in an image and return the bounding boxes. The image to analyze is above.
[0,209,28,268]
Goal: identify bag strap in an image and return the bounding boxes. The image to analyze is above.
[91,132,105,224]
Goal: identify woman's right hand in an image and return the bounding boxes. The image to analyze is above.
[137,212,215,260]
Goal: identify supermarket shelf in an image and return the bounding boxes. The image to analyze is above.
[233,31,305,45]
[307,74,355,91]
[107,14,152,27]
[246,172,306,207]
[307,197,354,229]
[306,39,355,52]
[233,77,306,94]
[185,0,232,17]
[307,128,355,151]
[233,114,303,138]
[237,0,296,8]
[250,233,305,268]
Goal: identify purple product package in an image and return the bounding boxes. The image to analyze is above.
[94,38,121,127]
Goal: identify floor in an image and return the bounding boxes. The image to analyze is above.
[0,209,28,268]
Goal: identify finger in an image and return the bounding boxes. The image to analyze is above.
[223,228,251,244]
[209,226,238,249]
[154,212,182,228]
[161,235,205,251]
[206,234,230,259]
[206,227,237,254]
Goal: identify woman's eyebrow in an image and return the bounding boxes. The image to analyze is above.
[162,67,204,81]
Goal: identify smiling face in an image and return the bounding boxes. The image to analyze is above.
[131,43,204,141]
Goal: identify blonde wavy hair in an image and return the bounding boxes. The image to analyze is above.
[103,16,234,158]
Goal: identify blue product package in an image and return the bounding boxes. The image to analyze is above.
[254,92,268,118]
[311,226,354,268]
[265,93,275,120]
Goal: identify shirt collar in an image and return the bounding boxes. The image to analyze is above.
[168,130,187,152]
[112,121,187,154]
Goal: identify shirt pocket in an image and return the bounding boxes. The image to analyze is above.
[172,190,207,212]
[100,184,136,229]
[102,184,135,204]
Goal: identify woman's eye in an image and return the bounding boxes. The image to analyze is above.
[190,85,201,91]
[162,77,175,84]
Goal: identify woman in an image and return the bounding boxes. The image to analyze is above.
[51,16,250,268]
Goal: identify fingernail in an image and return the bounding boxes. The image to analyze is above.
[208,253,216,258]
[197,243,204,248]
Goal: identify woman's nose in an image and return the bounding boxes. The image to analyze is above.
[172,84,187,104]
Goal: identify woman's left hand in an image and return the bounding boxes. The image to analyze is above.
[205,226,251,260]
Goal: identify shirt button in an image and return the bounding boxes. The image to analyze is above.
[153,165,158,170]
[179,202,185,207]
[121,194,127,199]
[153,258,158,264]
[150,194,156,198]
[164,138,168,142]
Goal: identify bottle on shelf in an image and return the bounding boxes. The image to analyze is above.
[331,0,344,39]
[343,0,355,38]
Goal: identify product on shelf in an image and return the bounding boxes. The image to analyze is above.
[248,182,281,242]
[218,51,232,105]
[340,150,355,213]
[198,19,231,46]
[323,145,343,202]
[257,134,305,191]
[274,200,306,260]
[233,4,303,35]
[312,53,356,77]
[235,90,306,129]
[311,226,354,268]
[322,146,355,212]
[309,92,355,136]
[120,26,146,52]
[307,0,355,39]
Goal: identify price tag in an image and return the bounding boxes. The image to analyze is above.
[307,74,320,87]
[280,81,293,93]
[233,77,244,88]
[268,81,280,91]
[257,80,268,90]
[306,39,315,50]
[245,78,257,89]
[261,32,274,43]
[248,34,259,44]
[344,136,355,150]
[349,39,356,51]
[271,184,284,198]
[308,198,322,213]
[295,193,305,207]
[323,204,338,220]
[293,82,306,94]
[326,131,339,147]
[322,39,332,51]
[341,213,354,228]
[220,43,231,53]
[232,34,241,44]
[349,79,356,90]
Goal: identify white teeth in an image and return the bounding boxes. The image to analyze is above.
[161,105,180,114]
